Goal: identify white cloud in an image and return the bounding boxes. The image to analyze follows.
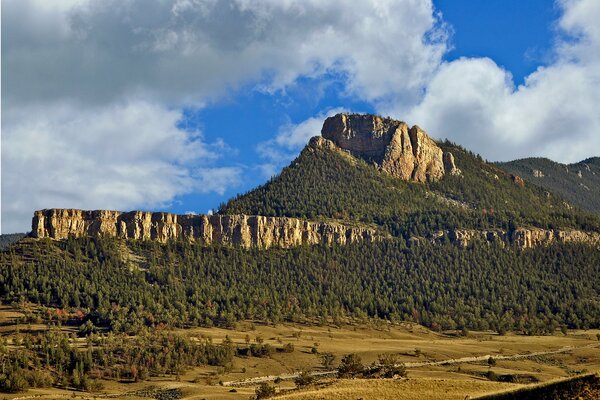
[1,100,241,232]
[3,0,447,107]
[194,167,243,195]
[275,107,347,150]
[399,0,600,163]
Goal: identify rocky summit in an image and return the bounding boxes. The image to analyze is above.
[32,209,380,248]
[321,113,457,182]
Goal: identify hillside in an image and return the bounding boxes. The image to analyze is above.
[2,237,599,333]
[498,157,600,214]
[221,136,600,237]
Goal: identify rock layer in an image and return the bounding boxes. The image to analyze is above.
[432,228,600,249]
[321,113,454,182]
[32,209,380,248]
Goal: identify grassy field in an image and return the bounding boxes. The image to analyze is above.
[1,306,599,399]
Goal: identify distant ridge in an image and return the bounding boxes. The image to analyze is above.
[497,157,600,213]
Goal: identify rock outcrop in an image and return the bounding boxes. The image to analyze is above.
[321,113,456,182]
[511,174,525,187]
[432,228,600,249]
[443,152,462,176]
[32,209,380,248]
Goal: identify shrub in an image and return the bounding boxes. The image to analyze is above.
[0,369,29,393]
[255,383,276,399]
[377,353,407,378]
[282,343,294,353]
[250,343,273,357]
[320,352,336,369]
[338,353,364,378]
[294,371,315,388]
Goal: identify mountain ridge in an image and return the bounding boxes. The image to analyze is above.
[222,114,600,237]
[498,156,600,213]
[31,208,381,248]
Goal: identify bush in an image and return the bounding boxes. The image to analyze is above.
[486,370,499,381]
[294,371,315,388]
[255,383,276,399]
[338,353,364,378]
[82,377,104,393]
[250,343,274,358]
[377,353,407,378]
[320,352,336,369]
[23,369,54,388]
[282,343,294,353]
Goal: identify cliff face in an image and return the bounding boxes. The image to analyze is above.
[433,228,600,249]
[31,210,599,250]
[321,113,453,182]
[32,209,380,248]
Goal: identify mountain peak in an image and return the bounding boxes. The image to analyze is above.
[320,113,457,182]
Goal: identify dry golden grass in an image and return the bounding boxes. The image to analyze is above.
[274,378,520,400]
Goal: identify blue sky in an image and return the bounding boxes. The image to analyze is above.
[3,0,600,232]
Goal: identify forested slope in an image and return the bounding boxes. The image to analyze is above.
[1,237,599,334]
[221,139,600,236]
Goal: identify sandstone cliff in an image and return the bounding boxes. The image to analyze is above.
[32,209,380,248]
[432,228,600,249]
[321,113,455,182]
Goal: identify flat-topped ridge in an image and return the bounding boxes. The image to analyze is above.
[31,209,380,248]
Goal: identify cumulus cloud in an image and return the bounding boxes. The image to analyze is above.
[4,0,600,231]
[400,0,600,163]
[1,100,240,232]
[3,0,447,106]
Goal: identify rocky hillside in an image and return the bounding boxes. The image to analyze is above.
[498,157,600,214]
[32,209,380,248]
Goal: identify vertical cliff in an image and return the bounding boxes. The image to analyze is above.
[433,228,600,249]
[321,113,454,182]
[32,209,380,248]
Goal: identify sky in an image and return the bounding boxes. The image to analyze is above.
[2,0,600,233]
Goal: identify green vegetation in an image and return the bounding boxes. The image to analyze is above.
[2,237,599,334]
[221,141,600,237]
[498,157,600,214]
[0,329,233,393]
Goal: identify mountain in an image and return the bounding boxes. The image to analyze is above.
[498,157,600,214]
[222,113,600,238]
